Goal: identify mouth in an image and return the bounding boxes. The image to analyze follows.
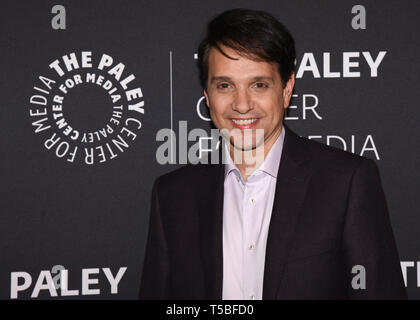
[231,118,259,129]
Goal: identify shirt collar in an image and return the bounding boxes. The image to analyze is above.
[223,127,286,180]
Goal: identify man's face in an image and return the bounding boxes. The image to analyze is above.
[204,45,294,151]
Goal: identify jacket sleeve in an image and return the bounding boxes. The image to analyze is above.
[138,177,170,299]
[342,158,407,299]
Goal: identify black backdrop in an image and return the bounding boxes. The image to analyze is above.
[1,0,419,299]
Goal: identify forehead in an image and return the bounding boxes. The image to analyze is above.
[207,45,280,80]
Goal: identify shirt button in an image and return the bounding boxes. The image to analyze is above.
[236,176,240,182]
[248,244,255,250]
[250,197,256,204]
[249,294,256,300]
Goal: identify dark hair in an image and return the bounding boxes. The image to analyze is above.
[197,8,296,89]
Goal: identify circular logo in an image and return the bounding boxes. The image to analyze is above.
[28,51,145,165]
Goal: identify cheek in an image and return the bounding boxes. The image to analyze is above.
[209,104,227,125]
[261,96,282,116]
[260,100,284,127]
[210,98,229,118]
[271,94,285,117]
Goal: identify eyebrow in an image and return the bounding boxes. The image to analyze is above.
[252,76,274,83]
[209,76,275,83]
[209,76,232,83]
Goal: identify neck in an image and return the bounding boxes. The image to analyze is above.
[229,125,283,181]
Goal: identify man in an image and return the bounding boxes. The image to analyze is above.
[139,8,407,299]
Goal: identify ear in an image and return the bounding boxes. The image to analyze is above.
[282,72,295,109]
[203,89,210,108]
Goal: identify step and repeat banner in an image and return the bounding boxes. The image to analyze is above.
[1,0,419,299]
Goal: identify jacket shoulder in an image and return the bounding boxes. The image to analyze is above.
[153,162,220,194]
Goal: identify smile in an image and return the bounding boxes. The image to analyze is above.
[231,118,258,125]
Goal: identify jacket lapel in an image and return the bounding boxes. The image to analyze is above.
[263,125,313,299]
[197,155,224,299]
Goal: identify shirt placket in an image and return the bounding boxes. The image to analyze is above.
[242,179,257,300]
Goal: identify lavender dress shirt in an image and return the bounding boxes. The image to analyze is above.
[222,128,285,300]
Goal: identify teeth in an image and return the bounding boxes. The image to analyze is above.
[232,118,258,125]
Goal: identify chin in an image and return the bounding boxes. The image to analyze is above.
[229,135,265,151]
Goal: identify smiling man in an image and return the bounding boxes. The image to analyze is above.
[203,43,294,180]
[139,8,407,300]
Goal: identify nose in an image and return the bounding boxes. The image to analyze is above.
[231,87,253,114]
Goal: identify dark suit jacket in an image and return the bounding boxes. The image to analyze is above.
[139,125,407,299]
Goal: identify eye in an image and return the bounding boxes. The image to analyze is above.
[217,83,230,90]
[253,82,268,89]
